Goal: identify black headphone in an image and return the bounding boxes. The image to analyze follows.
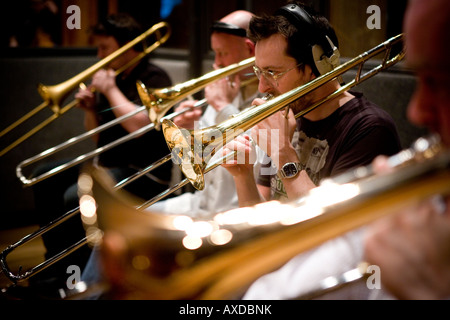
[275,3,340,75]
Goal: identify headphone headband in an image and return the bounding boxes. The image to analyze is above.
[275,3,340,75]
[211,21,247,38]
[275,4,332,56]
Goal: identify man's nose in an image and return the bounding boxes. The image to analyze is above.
[258,75,273,94]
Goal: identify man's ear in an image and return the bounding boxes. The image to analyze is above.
[303,64,316,81]
[245,38,256,56]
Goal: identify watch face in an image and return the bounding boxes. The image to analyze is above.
[283,163,298,177]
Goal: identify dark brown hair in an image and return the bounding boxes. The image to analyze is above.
[248,1,338,75]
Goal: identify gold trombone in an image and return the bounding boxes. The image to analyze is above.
[0,153,171,287]
[0,21,171,158]
[76,135,450,300]
[15,60,257,187]
[88,33,407,208]
[0,68,259,286]
[160,33,406,191]
[0,34,404,292]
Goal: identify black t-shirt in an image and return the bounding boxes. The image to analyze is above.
[258,92,401,201]
[95,57,173,183]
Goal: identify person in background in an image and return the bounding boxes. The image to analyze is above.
[30,13,173,296]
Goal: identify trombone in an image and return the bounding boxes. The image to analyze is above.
[0,34,404,292]
[15,60,257,187]
[0,21,171,158]
[0,66,259,285]
[62,32,408,208]
[159,33,406,191]
[74,135,450,300]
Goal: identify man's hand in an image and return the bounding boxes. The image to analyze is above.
[250,101,297,168]
[91,68,117,95]
[221,134,256,178]
[204,75,240,112]
[172,100,203,130]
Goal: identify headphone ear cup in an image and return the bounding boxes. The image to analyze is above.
[275,4,341,75]
[311,38,341,75]
[311,44,329,75]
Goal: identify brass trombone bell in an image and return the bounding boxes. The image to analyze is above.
[0,152,173,286]
[0,21,171,157]
[137,56,256,129]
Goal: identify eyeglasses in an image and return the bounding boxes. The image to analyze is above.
[253,63,303,86]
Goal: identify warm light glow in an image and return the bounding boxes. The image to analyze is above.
[210,229,233,246]
[185,221,214,238]
[77,173,93,194]
[79,194,97,226]
[85,226,103,246]
[280,204,324,226]
[214,207,254,225]
[173,215,193,231]
[280,183,360,226]
[212,183,360,229]
[248,201,285,226]
[309,182,360,207]
[182,235,202,250]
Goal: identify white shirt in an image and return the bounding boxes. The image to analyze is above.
[243,229,367,299]
[242,226,400,300]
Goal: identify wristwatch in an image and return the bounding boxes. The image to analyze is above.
[277,162,301,179]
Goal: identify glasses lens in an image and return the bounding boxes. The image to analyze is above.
[253,65,275,85]
[253,65,261,79]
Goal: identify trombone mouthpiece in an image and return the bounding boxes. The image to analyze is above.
[250,93,273,108]
[262,93,274,101]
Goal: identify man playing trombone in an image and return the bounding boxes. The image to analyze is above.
[243,0,450,300]
[79,10,262,298]
[30,13,173,293]
[222,2,401,206]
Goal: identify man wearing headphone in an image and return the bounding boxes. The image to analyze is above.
[223,2,401,207]
[30,13,173,296]
[147,10,263,217]
[84,3,404,300]
[216,1,404,299]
